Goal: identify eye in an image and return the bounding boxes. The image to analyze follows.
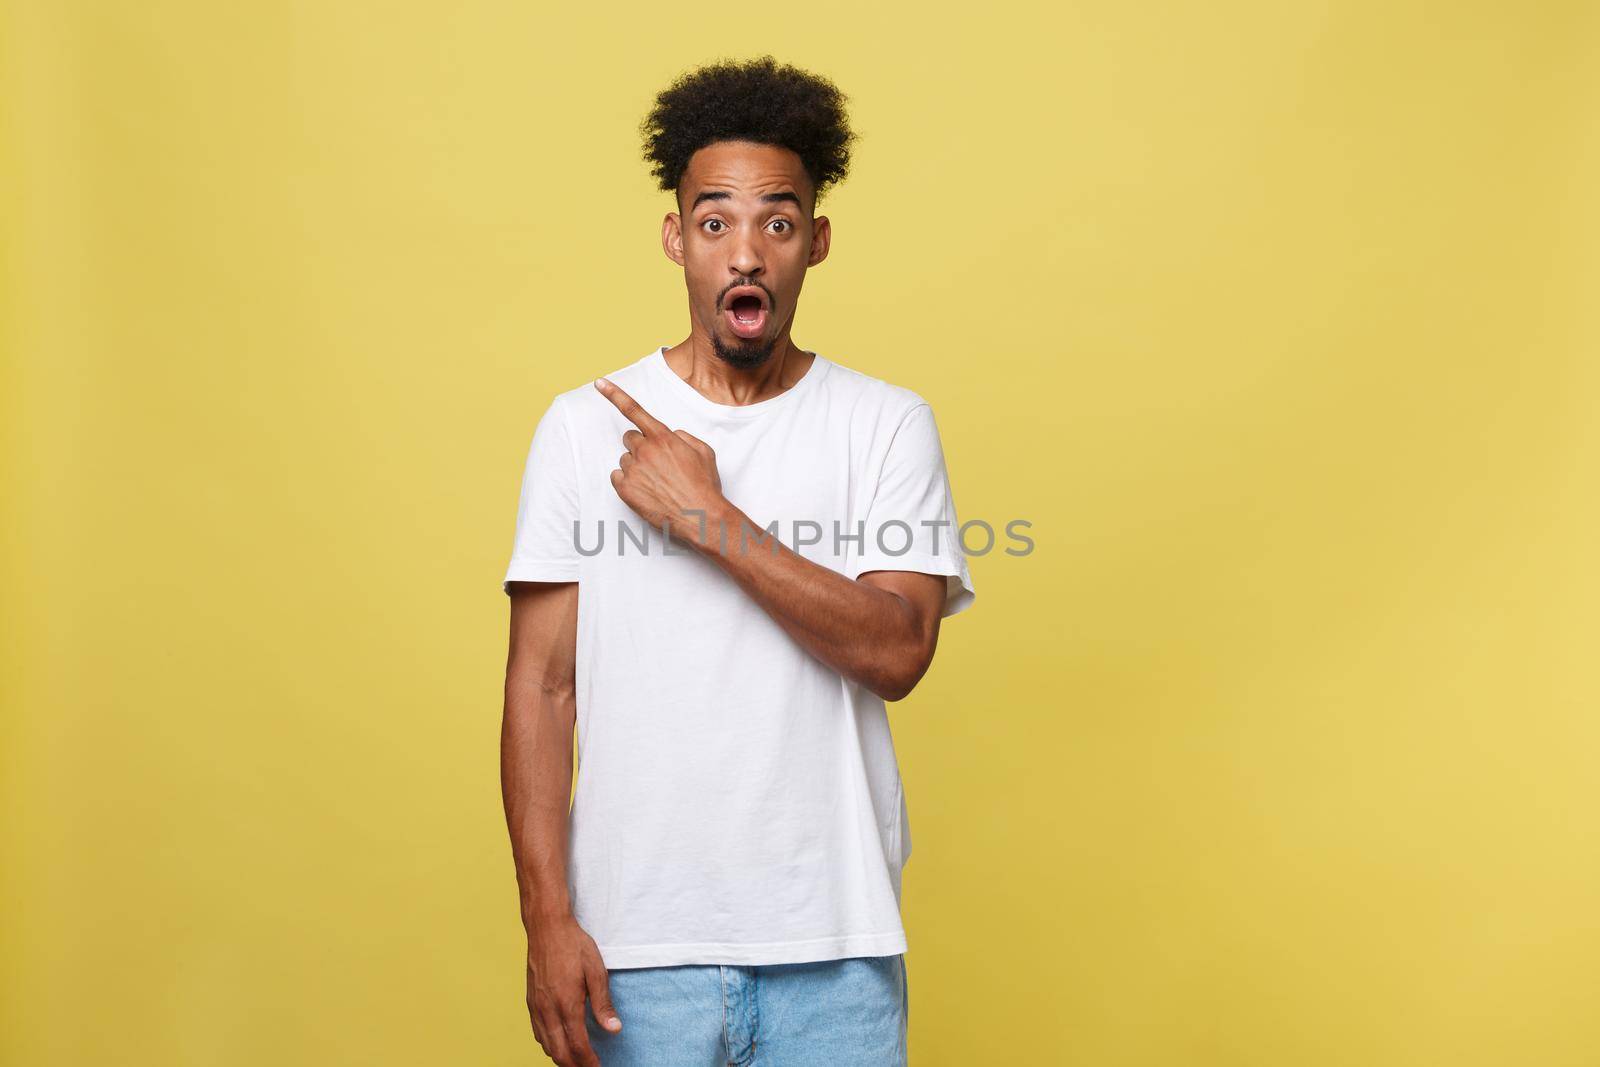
[702,218,726,234]
[768,218,791,234]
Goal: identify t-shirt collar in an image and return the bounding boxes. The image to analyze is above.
[646,345,830,420]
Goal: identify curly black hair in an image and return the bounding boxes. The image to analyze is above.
[640,56,857,206]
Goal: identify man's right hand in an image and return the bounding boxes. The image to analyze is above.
[525,914,622,1067]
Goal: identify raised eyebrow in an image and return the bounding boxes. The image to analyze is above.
[690,190,803,211]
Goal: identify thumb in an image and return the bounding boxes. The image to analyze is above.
[585,957,622,1033]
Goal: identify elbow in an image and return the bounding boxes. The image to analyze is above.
[875,678,917,703]
[503,662,577,716]
[870,639,937,704]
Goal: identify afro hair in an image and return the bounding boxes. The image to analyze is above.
[640,56,857,206]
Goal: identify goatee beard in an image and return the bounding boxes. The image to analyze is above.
[711,333,778,370]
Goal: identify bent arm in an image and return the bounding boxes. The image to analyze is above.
[501,580,580,931]
[694,500,947,702]
[590,376,956,703]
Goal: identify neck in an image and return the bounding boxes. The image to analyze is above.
[663,328,813,407]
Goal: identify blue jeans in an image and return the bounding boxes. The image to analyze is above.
[583,953,909,1066]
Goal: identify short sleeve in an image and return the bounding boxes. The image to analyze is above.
[502,395,581,592]
[848,402,977,618]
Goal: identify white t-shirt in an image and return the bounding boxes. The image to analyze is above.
[502,345,976,969]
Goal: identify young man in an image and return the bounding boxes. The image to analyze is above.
[500,57,976,1067]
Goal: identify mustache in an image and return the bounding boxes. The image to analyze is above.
[717,280,775,308]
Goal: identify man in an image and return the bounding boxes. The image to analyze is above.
[500,56,976,1067]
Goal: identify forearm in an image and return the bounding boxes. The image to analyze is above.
[500,674,576,932]
[691,500,934,700]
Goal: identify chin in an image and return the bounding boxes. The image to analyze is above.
[712,332,777,370]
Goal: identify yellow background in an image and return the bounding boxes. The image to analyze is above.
[4,2,1597,1064]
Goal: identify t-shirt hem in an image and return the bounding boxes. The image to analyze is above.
[503,559,580,592]
[849,552,976,618]
[596,929,908,970]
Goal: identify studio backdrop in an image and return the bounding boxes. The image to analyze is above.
[3,2,1597,1064]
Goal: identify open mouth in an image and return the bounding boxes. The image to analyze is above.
[723,287,769,340]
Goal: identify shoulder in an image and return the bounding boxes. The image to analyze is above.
[542,350,660,428]
[817,354,932,427]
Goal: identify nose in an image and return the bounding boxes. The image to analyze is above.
[727,231,764,279]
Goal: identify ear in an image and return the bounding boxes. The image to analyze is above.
[662,211,686,266]
[807,215,832,268]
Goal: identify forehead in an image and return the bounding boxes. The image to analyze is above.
[679,140,814,209]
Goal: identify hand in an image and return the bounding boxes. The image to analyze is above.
[595,377,727,548]
[525,914,621,1067]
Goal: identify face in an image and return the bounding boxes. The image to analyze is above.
[663,140,832,369]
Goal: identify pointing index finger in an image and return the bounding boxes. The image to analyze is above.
[594,377,667,435]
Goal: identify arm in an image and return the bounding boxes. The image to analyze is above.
[701,500,946,702]
[594,377,948,702]
[501,580,620,1067]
